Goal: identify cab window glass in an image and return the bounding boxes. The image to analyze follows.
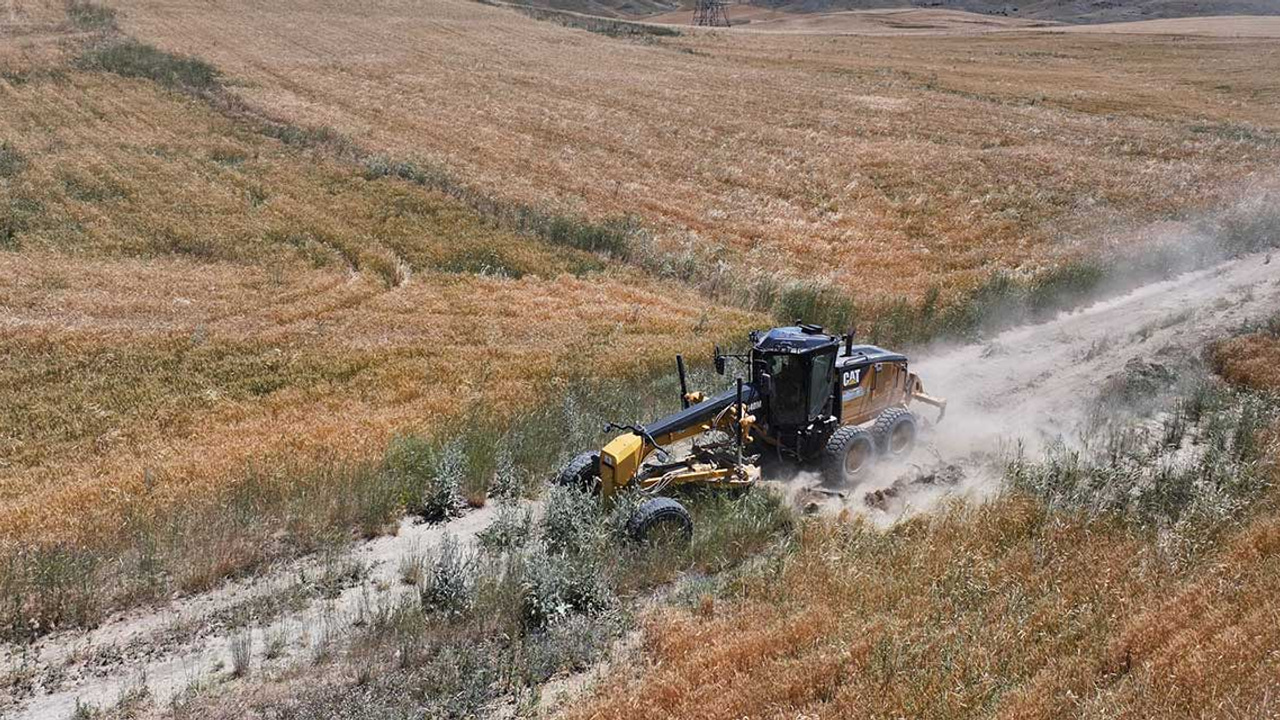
[808,351,835,416]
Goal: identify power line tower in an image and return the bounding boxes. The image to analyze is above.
[692,0,730,27]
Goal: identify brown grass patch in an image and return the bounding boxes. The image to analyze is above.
[1213,330,1280,392]
[568,484,1280,719]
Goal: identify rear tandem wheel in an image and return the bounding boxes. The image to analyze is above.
[872,407,918,458]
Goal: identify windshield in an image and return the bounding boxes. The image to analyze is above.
[766,353,809,426]
[763,350,836,427]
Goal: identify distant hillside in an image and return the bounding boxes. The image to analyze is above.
[511,0,1280,23]
[516,0,679,18]
[784,0,1280,24]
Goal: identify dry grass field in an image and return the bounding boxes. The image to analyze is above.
[1214,327,1280,391]
[110,0,1280,309]
[646,7,1049,33]
[1046,15,1280,38]
[568,490,1280,719]
[3,2,1280,715]
[0,8,759,634]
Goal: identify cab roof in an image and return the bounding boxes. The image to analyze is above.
[752,326,839,354]
[751,326,908,364]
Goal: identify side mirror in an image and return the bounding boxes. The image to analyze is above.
[714,346,725,375]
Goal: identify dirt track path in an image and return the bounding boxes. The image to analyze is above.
[1,504,509,719]
[790,250,1280,519]
[4,252,1278,719]
[921,251,1278,450]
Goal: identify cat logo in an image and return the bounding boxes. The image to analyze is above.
[842,368,862,388]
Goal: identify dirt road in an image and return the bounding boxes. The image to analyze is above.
[787,250,1280,518]
[3,251,1278,719]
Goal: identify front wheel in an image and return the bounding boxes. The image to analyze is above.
[822,426,876,486]
[554,451,600,493]
[626,497,693,545]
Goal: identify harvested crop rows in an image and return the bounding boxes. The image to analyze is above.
[114,0,1280,304]
[0,42,758,559]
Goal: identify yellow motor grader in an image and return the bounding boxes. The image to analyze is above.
[555,324,946,542]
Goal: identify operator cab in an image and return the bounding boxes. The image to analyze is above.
[750,325,839,431]
[745,324,911,457]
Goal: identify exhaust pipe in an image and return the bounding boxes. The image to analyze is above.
[677,354,690,410]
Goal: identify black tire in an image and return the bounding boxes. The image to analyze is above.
[626,497,693,545]
[554,451,600,493]
[872,408,917,458]
[822,426,876,486]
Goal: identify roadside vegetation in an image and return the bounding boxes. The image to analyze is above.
[156,485,791,719]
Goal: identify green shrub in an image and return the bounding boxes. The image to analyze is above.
[773,283,856,333]
[383,435,434,506]
[538,214,633,256]
[0,141,26,178]
[688,488,794,572]
[477,503,533,552]
[0,545,100,642]
[80,40,220,93]
[66,0,118,31]
[469,551,530,634]
[540,484,602,556]
[419,535,471,616]
[488,443,523,503]
[521,542,613,628]
[423,440,466,522]
[521,613,624,680]
[260,121,360,159]
[1024,261,1107,317]
[438,247,524,278]
[1216,196,1280,256]
[0,196,43,250]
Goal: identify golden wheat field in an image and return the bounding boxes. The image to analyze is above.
[111,0,1280,303]
[0,31,760,553]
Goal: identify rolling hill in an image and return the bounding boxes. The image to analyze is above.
[513,0,1280,24]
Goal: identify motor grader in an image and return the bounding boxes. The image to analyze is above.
[555,324,946,543]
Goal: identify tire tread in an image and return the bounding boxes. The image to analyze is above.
[872,407,917,456]
[822,425,875,484]
[626,497,693,543]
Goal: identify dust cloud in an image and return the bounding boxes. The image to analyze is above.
[778,191,1280,523]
